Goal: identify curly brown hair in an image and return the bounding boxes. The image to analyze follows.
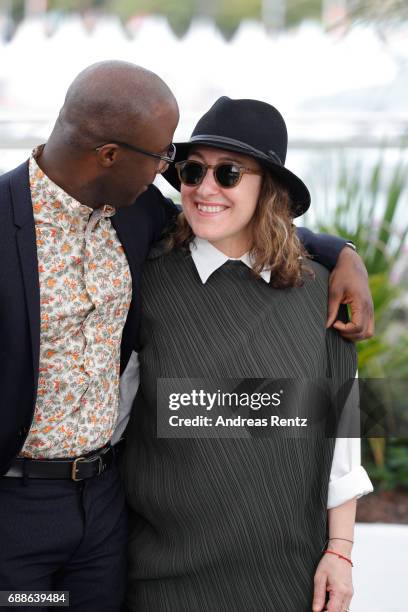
[166,172,313,289]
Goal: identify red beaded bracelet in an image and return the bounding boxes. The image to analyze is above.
[324,549,354,567]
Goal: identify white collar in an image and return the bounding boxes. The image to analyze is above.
[189,237,271,285]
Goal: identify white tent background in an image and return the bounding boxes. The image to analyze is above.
[0,15,407,215]
[0,16,405,130]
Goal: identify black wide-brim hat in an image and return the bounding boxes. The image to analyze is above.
[163,96,310,218]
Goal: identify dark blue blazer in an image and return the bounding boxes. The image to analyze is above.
[0,161,177,473]
[0,161,346,474]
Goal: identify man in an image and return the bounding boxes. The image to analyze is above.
[0,60,373,611]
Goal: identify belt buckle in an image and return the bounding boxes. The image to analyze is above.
[71,453,104,481]
[71,456,86,481]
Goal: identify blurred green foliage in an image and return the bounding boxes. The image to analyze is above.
[48,0,101,11]
[314,157,408,377]
[363,438,408,491]
[7,0,24,23]
[3,0,324,37]
[313,155,408,491]
[214,0,261,40]
[342,0,408,26]
[5,0,407,38]
[108,0,197,37]
[286,0,321,27]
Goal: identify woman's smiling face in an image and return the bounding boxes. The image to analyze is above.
[180,146,263,257]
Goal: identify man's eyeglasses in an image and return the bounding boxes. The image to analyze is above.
[95,141,176,166]
[176,160,262,189]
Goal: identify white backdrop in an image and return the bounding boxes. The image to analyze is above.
[0,15,406,137]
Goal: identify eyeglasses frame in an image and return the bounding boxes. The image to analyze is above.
[175,160,263,188]
[95,141,176,165]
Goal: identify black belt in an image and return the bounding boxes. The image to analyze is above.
[3,441,124,481]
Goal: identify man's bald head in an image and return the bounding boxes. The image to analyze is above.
[40,61,179,210]
[54,60,178,149]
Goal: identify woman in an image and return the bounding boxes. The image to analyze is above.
[122,97,373,612]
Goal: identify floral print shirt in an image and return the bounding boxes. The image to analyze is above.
[21,149,132,458]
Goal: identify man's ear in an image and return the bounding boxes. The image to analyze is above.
[95,144,121,168]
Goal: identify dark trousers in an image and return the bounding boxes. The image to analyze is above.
[0,463,127,611]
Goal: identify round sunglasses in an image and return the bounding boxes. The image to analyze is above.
[175,160,263,189]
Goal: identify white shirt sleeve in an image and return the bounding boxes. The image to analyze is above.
[111,350,140,445]
[327,368,373,508]
[327,437,374,509]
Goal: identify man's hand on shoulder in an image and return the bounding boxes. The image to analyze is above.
[326,246,374,342]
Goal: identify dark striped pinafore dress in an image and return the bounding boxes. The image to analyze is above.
[122,248,357,612]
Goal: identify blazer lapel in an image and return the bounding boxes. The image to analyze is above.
[111,212,139,373]
[10,161,41,380]
[111,213,138,303]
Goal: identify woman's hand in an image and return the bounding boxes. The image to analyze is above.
[312,550,353,612]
